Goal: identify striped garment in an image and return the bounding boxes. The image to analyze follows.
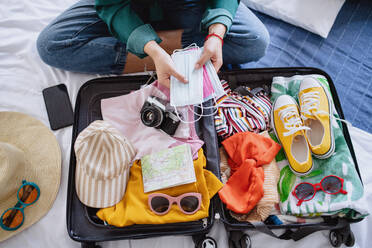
[214,81,272,139]
[74,120,135,208]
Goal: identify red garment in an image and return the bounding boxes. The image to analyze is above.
[218,132,281,214]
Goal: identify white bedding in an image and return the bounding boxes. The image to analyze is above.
[242,0,345,38]
[0,0,370,247]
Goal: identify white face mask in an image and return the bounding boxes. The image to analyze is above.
[170,46,203,107]
[170,45,226,123]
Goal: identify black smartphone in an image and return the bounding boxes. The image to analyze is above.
[42,84,74,130]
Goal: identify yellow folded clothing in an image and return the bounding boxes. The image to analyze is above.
[96,149,223,227]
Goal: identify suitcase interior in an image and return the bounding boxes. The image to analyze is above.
[217,67,363,233]
[66,67,363,243]
[66,75,220,243]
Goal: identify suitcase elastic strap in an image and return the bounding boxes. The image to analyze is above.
[250,218,350,241]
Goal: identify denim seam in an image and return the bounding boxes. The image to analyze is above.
[44,37,76,55]
[71,19,102,39]
[44,20,105,54]
[86,40,118,49]
[111,44,126,74]
[225,33,259,41]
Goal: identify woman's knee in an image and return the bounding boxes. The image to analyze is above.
[241,26,270,63]
[224,24,270,64]
[39,19,85,69]
[253,26,270,60]
[36,26,126,74]
[36,26,61,67]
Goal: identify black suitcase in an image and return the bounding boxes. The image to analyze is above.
[66,74,221,248]
[66,67,364,248]
[214,68,363,248]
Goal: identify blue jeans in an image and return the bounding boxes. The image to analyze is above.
[37,0,270,74]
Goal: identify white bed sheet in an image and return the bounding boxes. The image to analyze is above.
[0,0,370,247]
[241,0,345,38]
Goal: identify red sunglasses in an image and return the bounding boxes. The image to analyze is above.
[148,193,202,215]
[292,175,347,206]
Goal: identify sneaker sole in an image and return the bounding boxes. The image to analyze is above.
[270,96,314,177]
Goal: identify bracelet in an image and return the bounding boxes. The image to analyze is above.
[205,33,224,45]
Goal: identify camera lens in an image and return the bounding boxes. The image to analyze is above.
[141,106,163,128]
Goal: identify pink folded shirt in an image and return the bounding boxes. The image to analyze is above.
[101,81,204,160]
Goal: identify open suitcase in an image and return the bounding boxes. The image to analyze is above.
[66,74,221,248]
[215,68,363,248]
[66,67,364,248]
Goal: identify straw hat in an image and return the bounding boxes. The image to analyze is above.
[74,120,135,208]
[0,112,61,242]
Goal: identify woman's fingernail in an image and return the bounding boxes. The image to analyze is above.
[195,63,200,69]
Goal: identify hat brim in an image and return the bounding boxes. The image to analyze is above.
[75,161,129,209]
[0,112,61,242]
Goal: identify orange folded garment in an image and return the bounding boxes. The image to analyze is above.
[218,132,281,214]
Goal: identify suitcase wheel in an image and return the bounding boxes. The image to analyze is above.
[237,234,251,248]
[195,236,217,248]
[329,229,355,247]
[329,230,343,247]
[81,242,101,248]
[344,231,355,247]
[228,231,251,248]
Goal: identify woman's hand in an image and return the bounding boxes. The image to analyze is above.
[195,23,226,72]
[144,40,187,88]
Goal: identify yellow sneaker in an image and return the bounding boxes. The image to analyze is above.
[299,77,335,159]
[271,95,313,176]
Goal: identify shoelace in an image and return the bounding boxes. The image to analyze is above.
[300,91,352,126]
[299,91,328,121]
[279,106,309,136]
